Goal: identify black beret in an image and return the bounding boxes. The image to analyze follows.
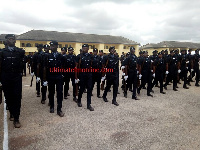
[165,49,168,52]
[158,52,162,55]
[126,52,130,56]
[68,47,74,50]
[5,34,15,39]
[195,49,199,52]
[109,46,115,51]
[188,49,192,52]
[49,41,58,45]
[170,50,175,53]
[99,50,103,53]
[139,51,143,54]
[61,47,67,51]
[82,44,89,48]
[43,44,49,48]
[161,50,164,53]
[154,50,158,52]
[130,47,135,51]
[93,48,98,52]
[174,50,178,52]
[36,44,43,48]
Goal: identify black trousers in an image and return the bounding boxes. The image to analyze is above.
[64,73,76,98]
[164,71,177,90]
[153,72,164,92]
[92,72,101,96]
[78,73,92,106]
[36,77,40,95]
[194,66,199,85]
[48,75,63,111]
[126,70,137,97]
[103,73,118,101]
[2,72,22,121]
[41,79,47,101]
[180,68,188,87]
[139,70,152,95]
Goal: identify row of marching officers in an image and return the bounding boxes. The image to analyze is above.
[120,48,200,100]
[1,34,200,128]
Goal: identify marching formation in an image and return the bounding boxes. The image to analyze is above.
[0,34,200,128]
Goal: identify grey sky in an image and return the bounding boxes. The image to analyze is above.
[0,0,199,45]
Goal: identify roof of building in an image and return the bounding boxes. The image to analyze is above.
[141,41,200,49]
[15,30,139,45]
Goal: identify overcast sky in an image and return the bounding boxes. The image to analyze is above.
[0,0,199,45]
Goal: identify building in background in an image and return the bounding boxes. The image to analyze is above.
[0,30,140,55]
[140,41,200,54]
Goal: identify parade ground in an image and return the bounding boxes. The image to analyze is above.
[1,72,200,150]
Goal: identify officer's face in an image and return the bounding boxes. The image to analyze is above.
[50,45,58,52]
[44,47,49,53]
[93,51,97,55]
[171,52,175,56]
[130,50,135,54]
[37,47,42,51]
[110,49,115,55]
[144,53,148,57]
[158,54,162,58]
[68,50,73,54]
[82,47,89,53]
[99,52,103,56]
[61,50,66,55]
[6,37,16,47]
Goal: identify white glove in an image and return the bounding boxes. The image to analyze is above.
[191,69,194,72]
[31,72,34,77]
[28,64,31,67]
[36,77,40,83]
[43,81,48,86]
[101,76,106,82]
[178,69,181,73]
[139,74,142,80]
[121,66,125,69]
[151,60,154,63]
[137,71,139,74]
[186,61,189,64]
[122,73,125,76]
[75,79,80,84]
[186,67,188,70]
[166,71,169,75]
[124,76,128,81]
[152,73,155,78]
[151,70,153,72]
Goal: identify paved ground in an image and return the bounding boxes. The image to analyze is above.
[1,72,200,150]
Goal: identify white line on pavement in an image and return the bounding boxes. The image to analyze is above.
[3,97,8,150]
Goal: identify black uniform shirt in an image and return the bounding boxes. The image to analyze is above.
[124,54,138,72]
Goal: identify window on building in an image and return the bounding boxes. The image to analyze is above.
[21,43,25,47]
[69,45,71,47]
[93,45,95,49]
[106,46,108,49]
[0,41,3,44]
[26,43,31,47]
[58,44,62,48]
[35,43,38,47]
[123,46,126,49]
[65,44,68,48]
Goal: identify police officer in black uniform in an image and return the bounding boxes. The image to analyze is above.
[64,47,77,102]
[164,50,179,91]
[61,47,68,99]
[138,51,153,97]
[91,48,102,98]
[186,49,194,86]
[102,46,119,106]
[27,52,33,74]
[40,44,50,104]
[123,47,139,100]
[193,49,200,86]
[152,52,167,94]
[75,44,94,111]
[43,41,65,117]
[0,34,25,128]
[31,44,44,97]
[179,50,189,89]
